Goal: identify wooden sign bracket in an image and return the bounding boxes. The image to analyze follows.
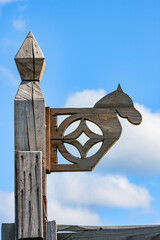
[45,84,142,173]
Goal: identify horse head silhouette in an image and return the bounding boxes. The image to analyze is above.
[94,84,142,125]
[50,84,142,172]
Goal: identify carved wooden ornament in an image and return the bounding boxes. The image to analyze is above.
[46,84,142,173]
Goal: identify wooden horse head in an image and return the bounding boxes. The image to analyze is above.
[94,84,142,125]
[46,85,142,173]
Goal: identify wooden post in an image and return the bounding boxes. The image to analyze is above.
[14,32,47,240]
[16,151,43,239]
[48,222,57,240]
[1,224,15,240]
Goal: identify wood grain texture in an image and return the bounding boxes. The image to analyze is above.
[45,107,51,173]
[48,221,57,240]
[47,85,142,172]
[49,109,122,172]
[49,108,58,173]
[1,222,57,240]
[15,31,46,82]
[14,81,46,239]
[94,84,142,125]
[4,222,160,240]
[1,224,15,240]
[16,151,43,239]
[57,224,160,240]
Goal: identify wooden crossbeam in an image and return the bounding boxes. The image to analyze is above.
[57,224,160,240]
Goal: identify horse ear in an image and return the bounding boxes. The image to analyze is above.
[117,84,123,92]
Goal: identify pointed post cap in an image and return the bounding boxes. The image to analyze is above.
[15,31,46,82]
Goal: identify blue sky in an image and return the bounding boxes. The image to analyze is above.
[0,0,160,228]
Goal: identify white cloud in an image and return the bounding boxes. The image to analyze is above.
[0,65,18,85]
[64,89,106,107]
[0,175,152,226]
[63,89,160,175]
[13,19,25,30]
[48,173,152,210]
[100,104,160,175]
[48,198,101,225]
[0,191,14,224]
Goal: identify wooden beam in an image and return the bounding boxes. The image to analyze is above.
[1,222,57,240]
[48,221,57,240]
[1,224,15,240]
[16,151,43,239]
[57,224,160,240]
[14,32,47,240]
[45,107,51,173]
[4,222,160,240]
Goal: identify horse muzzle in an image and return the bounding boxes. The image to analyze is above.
[117,107,142,125]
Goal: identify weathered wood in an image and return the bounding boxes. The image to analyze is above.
[46,85,142,172]
[49,108,58,173]
[4,223,160,240]
[16,151,43,239]
[49,109,119,172]
[94,84,142,125]
[14,32,47,240]
[50,108,115,115]
[49,109,136,172]
[57,224,160,240]
[1,224,15,240]
[46,107,51,173]
[15,81,46,239]
[15,31,46,82]
[1,222,57,240]
[48,221,57,240]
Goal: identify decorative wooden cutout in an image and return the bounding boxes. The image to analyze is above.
[46,84,142,173]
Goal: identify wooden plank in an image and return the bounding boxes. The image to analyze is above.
[1,222,57,240]
[48,221,57,240]
[1,223,15,240]
[57,224,160,240]
[50,163,91,172]
[50,108,115,115]
[57,224,160,232]
[50,110,58,168]
[45,107,51,173]
[17,151,43,240]
[3,223,160,240]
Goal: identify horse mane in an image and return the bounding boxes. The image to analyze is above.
[94,84,134,109]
